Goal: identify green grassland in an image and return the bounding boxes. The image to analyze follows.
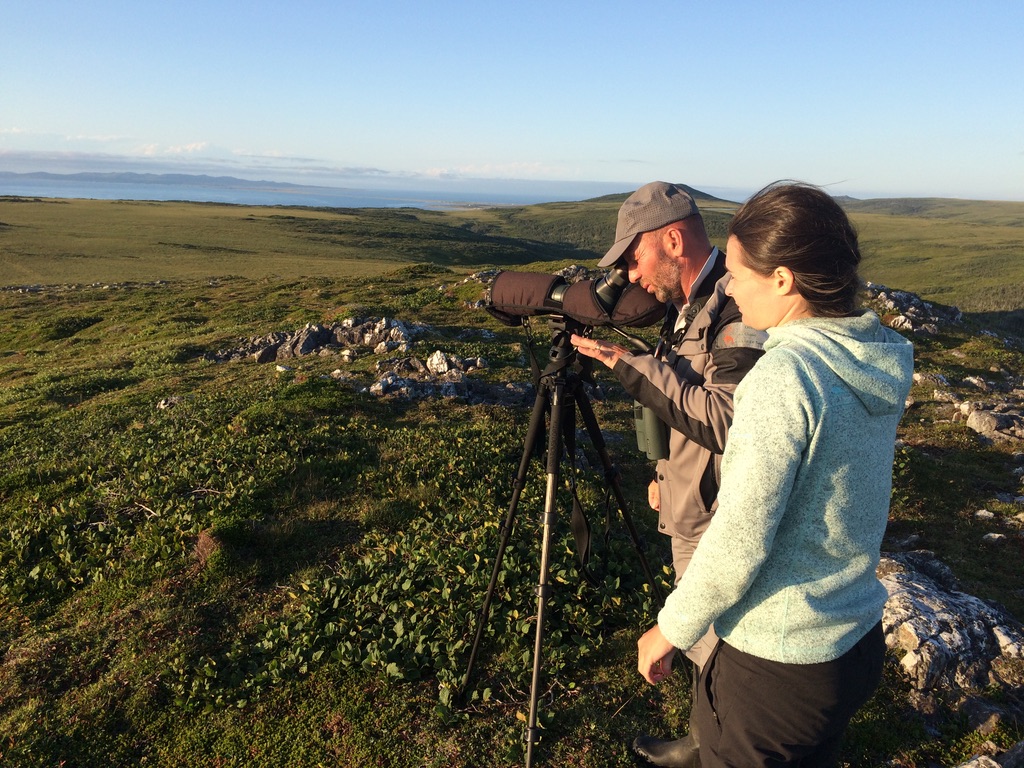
[1,195,1023,767]
[3,193,1021,329]
[848,200,1024,322]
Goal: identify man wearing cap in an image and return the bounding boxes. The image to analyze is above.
[572,181,765,767]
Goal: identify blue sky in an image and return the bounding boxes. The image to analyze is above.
[3,1,1022,202]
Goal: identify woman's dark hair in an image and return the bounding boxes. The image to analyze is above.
[728,182,862,317]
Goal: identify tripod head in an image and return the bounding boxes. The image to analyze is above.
[518,313,654,392]
[540,315,594,383]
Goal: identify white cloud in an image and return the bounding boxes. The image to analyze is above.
[63,133,132,143]
[165,142,210,154]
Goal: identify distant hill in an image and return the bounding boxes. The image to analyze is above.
[0,170,305,189]
[584,183,737,205]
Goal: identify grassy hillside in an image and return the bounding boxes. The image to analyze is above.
[0,198,592,285]
[844,198,1024,334]
[4,194,1021,333]
[841,196,1024,227]
[1,194,1023,766]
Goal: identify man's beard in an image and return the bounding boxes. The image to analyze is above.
[648,248,684,303]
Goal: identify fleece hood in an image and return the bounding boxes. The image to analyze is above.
[764,310,914,417]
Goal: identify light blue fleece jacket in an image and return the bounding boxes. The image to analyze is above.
[658,310,914,663]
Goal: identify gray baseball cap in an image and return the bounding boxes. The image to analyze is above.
[598,181,701,267]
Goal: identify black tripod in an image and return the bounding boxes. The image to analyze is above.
[460,318,665,767]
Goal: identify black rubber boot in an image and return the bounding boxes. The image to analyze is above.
[631,732,700,767]
[632,659,702,767]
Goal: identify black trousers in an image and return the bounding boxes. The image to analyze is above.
[693,622,884,768]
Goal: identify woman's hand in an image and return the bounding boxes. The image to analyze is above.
[570,333,628,370]
[638,624,676,685]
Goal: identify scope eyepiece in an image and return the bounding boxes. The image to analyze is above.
[593,263,630,314]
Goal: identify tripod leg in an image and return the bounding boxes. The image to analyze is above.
[461,384,550,697]
[572,387,665,603]
[525,378,565,767]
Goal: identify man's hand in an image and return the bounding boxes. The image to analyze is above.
[648,479,660,511]
[570,333,628,370]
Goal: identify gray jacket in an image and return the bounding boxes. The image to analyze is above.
[613,254,765,540]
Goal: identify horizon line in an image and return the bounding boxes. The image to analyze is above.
[2,168,1022,206]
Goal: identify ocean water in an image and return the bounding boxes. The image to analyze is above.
[0,177,608,210]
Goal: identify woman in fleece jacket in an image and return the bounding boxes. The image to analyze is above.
[636,182,914,767]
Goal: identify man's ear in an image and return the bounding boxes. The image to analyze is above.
[663,226,685,257]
